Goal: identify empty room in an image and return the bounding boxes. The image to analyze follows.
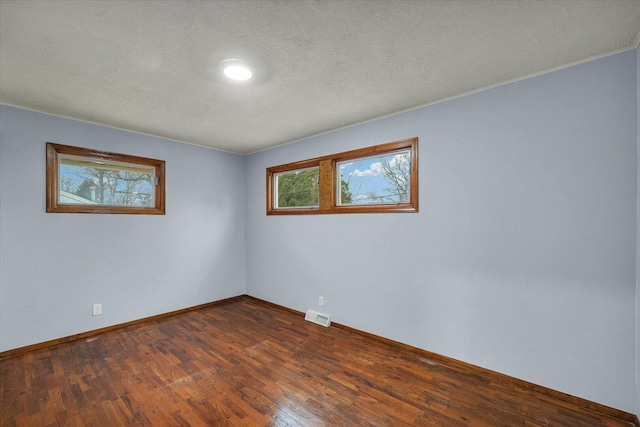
[1,0,640,425]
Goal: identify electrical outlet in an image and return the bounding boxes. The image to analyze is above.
[319,296,324,307]
[92,304,102,316]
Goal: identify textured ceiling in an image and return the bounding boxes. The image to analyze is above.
[1,1,640,154]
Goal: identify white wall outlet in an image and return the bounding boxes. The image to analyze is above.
[319,296,324,307]
[92,303,102,316]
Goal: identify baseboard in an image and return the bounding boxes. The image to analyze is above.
[244,295,638,426]
[0,295,245,359]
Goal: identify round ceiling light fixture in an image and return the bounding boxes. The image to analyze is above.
[221,59,253,81]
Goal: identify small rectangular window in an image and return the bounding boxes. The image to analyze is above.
[59,154,156,207]
[274,167,320,209]
[337,150,411,206]
[46,143,165,214]
[267,138,418,215]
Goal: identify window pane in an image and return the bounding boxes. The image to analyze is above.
[58,154,156,207]
[337,150,411,206]
[275,167,319,208]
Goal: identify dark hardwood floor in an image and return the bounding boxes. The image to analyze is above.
[1,296,634,426]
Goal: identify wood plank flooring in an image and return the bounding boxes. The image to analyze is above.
[1,296,634,426]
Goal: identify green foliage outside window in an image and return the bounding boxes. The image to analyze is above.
[277,169,319,208]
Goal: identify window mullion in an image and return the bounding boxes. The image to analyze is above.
[319,160,333,211]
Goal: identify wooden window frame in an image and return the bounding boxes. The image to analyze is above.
[46,142,166,215]
[267,137,418,215]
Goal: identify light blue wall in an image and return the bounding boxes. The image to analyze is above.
[636,45,640,418]
[0,106,247,352]
[246,50,638,412]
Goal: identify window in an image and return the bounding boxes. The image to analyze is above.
[274,166,320,209]
[337,150,412,206]
[46,143,166,214]
[267,138,418,214]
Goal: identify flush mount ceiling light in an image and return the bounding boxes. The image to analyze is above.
[220,59,252,81]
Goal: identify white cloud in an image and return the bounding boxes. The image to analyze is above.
[348,153,409,177]
[389,153,409,168]
[351,161,383,177]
